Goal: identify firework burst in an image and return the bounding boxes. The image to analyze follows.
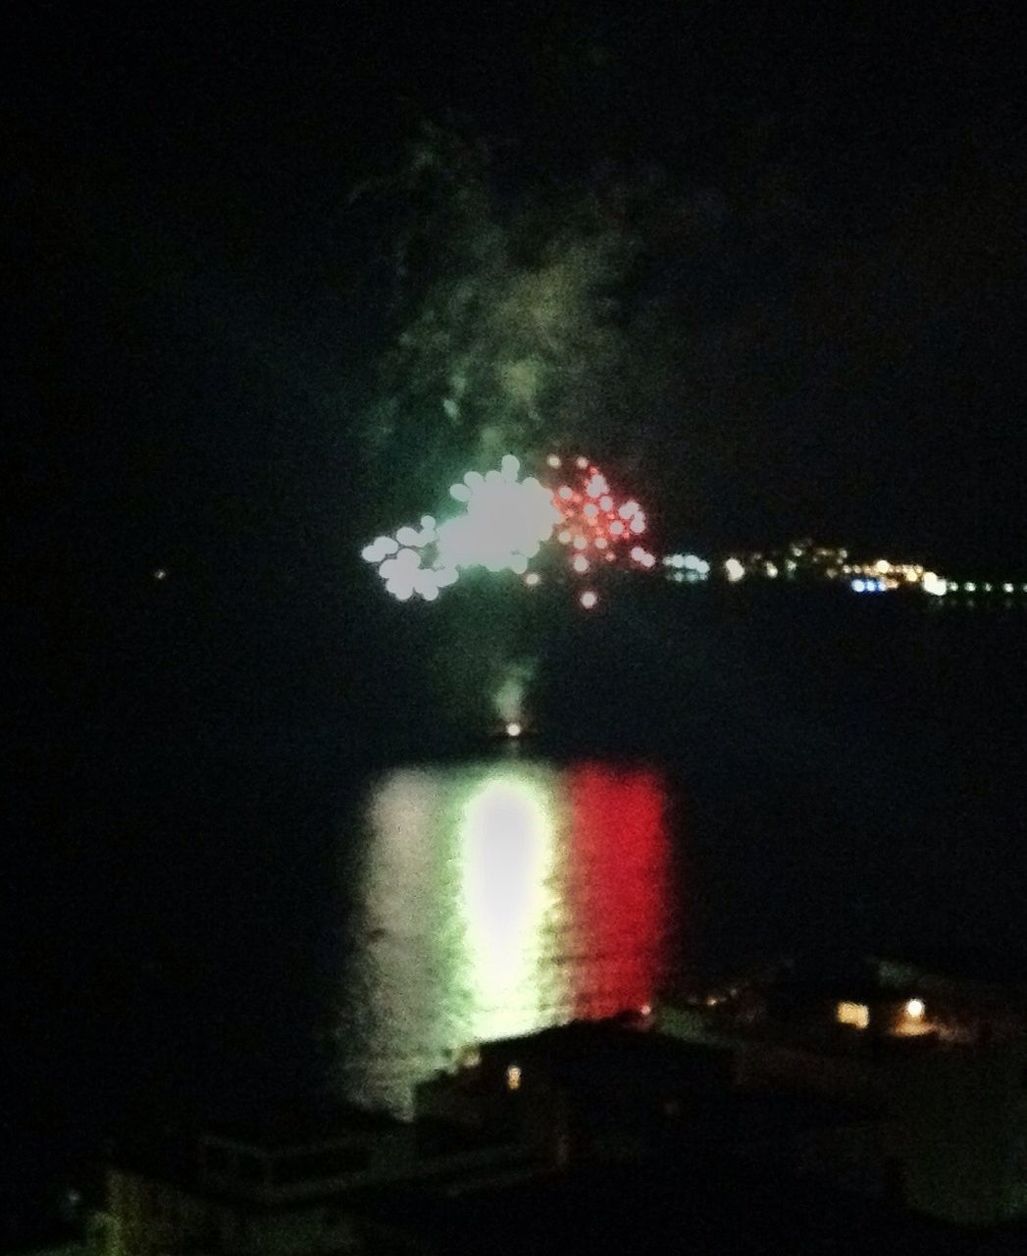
[544,453,655,607]
[361,451,654,606]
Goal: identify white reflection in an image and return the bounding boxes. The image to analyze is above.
[459,775,557,1040]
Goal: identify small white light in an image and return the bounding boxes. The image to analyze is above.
[505,722,522,739]
[905,998,925,1021]
[580,590,598,609]
[153,568,167,581]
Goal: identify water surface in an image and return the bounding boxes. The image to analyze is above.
[332,758,682,1113]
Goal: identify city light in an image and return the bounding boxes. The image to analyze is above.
[836,1001,870,1029]
[653,537,1024,610]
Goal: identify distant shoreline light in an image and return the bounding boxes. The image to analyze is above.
[661,541,1024,606]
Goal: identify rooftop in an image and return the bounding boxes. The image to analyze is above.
[106,1100,404,1198]
[354,1155,973,1256]
[202,1100,401,1149]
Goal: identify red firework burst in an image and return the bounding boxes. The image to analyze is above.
[545,454,656,597]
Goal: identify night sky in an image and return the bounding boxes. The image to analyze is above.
[4,3,1024,787]
[10,1,1024,573]
[4,1,1023,767]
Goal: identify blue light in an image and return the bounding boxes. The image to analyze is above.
[852,579,866,593]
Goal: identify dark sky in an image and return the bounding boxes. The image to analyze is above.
[7,0,1025,663]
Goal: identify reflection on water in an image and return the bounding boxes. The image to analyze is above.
[334,759,679,1115]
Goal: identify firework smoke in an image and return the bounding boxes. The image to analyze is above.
[494,658,536,728]
[355,122,636,512]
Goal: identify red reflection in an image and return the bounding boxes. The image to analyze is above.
[567,764,674,1020]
